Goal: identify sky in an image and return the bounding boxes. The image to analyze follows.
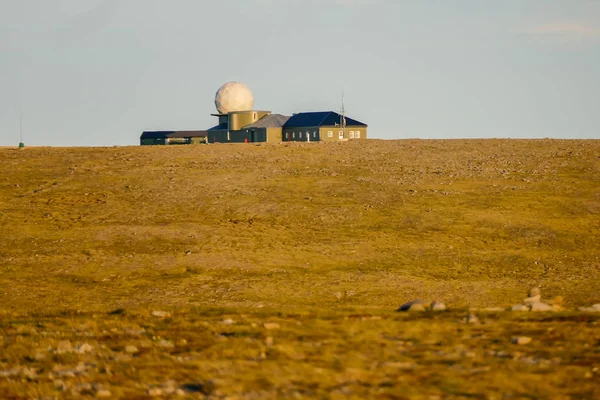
[0,0,599,146]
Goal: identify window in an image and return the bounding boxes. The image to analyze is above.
[349,131,354,139]
[227,132,230,141]
[339,131,343,140]
[313,131,317,138]
[285,132,289,139]
[356,131,361,138]
[293,132,296,139]
[328,131,333,138]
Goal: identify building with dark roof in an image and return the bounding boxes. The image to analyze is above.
[140,131,207,146]
[241,114,290,143]
[282,111,367,142]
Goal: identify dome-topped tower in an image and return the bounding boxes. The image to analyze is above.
[214,82,254,114]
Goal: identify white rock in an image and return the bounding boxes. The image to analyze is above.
[512,336,532,345]
[148,388,163,396]
[157,340,174,348]
[530,302,553,312]
[77,343,94,354]
[528,287,541,298]
[125,345,139,354]
[152,311,171,318]
[96,389,112,398]
[397,300,427,312]
[56,340,73,354]
[221,318,235,325]
[579,305,600,312]
[430,301,446,311]
[466,314,479,324]
[511,304,529,312]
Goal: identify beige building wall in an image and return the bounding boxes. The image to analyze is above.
[266,127,283,143]
[319,126,367,142]
[229,111,270,131]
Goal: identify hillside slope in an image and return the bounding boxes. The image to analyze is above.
[1,139,599,312]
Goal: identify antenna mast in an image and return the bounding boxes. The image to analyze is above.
[19,106,25,149]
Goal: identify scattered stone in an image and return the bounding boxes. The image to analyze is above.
[57,340,73,354]
[264,322,280,330]
[265,336,274,346]
[430,301,446,311]
[512,336,532,345]
[466,313,479,324]
[125,345,139,354]
[53,379,68,391]
[96,389,112,398]
[152,311,171,318]
[114,354,132,363]
[511,304,529,312]
[77,343,94,354]
[221,318,235,325]
[0,369,20,377]
[148,387,163,396]
[157,340,174,348]
[22,367,38,380]
[530,302,553,312]
[528,287,541,298]
[397,300,427,312]
[579,304,600,312]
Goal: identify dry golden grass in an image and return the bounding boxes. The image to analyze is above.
[0,139,599,398]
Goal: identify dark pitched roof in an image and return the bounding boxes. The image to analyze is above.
[283,111,367,128]
[141,131,207,139]
[243,114,290,129]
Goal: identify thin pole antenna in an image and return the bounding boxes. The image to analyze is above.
[340,92,346,140]
[19,104,25,148]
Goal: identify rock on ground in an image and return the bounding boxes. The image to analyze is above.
[152,311,171,318]
[397,300,427,312]
[512,336,532,345]
[530,302,553,312]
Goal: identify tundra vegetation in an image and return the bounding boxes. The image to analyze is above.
[0,140,599,398]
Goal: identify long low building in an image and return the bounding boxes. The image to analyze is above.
[140,131,207,145]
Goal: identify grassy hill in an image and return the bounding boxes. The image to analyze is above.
[1,140,599,398]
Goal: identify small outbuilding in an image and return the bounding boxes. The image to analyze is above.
[282,111,367,142]
[241,114,290,143]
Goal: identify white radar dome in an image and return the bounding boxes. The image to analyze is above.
[214,82,254,114]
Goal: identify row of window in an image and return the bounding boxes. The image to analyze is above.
[327,130,361,138]
[284,130,363,140]
[285,131,317,140]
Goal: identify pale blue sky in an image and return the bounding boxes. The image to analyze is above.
[1,0,599,146]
